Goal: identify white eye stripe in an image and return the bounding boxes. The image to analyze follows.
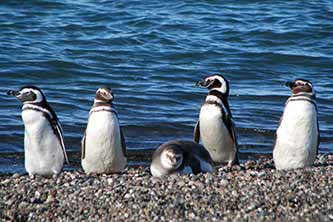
[206,75,222,81]
[21,89,33,94]
[205,75,228,94]
[296,81,312,87]
[206,77,215,81]
[21,88,39,94]
[98,88,112,96]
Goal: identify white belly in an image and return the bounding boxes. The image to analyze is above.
[199,105,236,163]
[150,161,167,178]
[273,101,318,170]
[22,110,64,176]
[82,111,127,174]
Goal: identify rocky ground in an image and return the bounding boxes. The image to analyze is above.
[0,155,332,222]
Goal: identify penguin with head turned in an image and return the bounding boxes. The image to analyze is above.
[273,79,319,170]
[7,86,68,176]
[81,87,127,174]
[194,74,239,166]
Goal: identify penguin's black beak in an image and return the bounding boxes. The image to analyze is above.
[285,81,295,89]
[6,90,20,97]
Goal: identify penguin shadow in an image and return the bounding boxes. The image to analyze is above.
[213,161,271,174]
[82,165,150,178]
[313,154,333,167]
[240,153,275,170]
[314,162,333,167]
[24,173,59,180]
[214,157,275,173]
[84,171,127,178]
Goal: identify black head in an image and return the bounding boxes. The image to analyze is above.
[7,86,46,104]
[285,79,314,96]
[196,74,229,95]
[95,87,114,103]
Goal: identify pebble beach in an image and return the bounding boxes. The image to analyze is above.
[0,1,332,221]
[1,155,332,222]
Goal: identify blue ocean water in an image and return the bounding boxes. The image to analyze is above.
[0,1,332,173]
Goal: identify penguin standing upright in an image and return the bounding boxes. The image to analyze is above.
[273,79,319,170]
[150,140,214,178]
[81,87,127,174]
[7,86,68,176]
[194,74,239,165]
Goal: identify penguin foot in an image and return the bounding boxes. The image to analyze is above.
[52,174,59,179]
[88,172,98,177]
[52,169,60,178]
[29,173,35,179]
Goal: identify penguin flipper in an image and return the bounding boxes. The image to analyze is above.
[120,127,127,157]
[273,116,283,152]
[314,102,320,157]
[43,103,69,164]
[316,119,320,157]
[54,121,69,165]
[187,155,202,174]
[81,131,86,160]
[230,120,240,165]
[224,114,239,165]
[193,121,200,143]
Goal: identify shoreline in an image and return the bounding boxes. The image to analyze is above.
[0,149,274,175]
[0,155,332,221]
